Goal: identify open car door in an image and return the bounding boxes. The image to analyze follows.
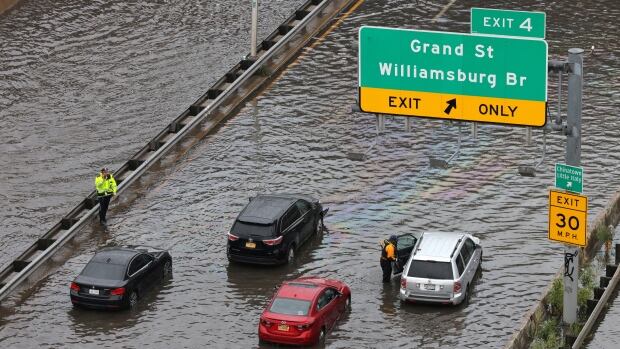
[393,233,419,274]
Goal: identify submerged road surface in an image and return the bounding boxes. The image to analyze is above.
[1,0,620,348]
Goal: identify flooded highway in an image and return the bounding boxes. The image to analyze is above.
[1,0,620,348]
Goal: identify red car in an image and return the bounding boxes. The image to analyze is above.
[258,277,351,346]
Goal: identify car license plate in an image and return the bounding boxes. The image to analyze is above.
[277,324,289,331]
[245,242,256,249]
[424,284,435,291]
[88,289,99,295]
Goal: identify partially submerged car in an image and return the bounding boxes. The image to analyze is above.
[258,277,351,346]
[227,194,327,265]
[399,232,482,305]
[70,246,172,309]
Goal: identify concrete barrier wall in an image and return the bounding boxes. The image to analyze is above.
[0,0,20,15]
[505,191,620,349]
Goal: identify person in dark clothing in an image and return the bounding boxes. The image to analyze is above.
[380,235,397,282]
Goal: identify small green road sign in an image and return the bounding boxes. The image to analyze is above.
[555,163,583,193]
[471,8,546,39]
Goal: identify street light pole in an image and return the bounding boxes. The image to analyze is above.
[563,47,584,325]
[251,0,258,57]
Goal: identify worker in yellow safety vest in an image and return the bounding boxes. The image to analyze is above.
[380,235,397,282]
[95,167,117,224]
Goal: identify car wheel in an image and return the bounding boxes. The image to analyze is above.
[163,259,173,279]
[315,218,322,235]
[287,246,295,264]
[346,295,352,310]
[318,327,327,345]
[463,284,471,306]
[128,290,138,309]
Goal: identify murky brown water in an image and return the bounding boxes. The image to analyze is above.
[1,0,620,348]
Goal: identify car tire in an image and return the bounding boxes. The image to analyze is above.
[318,327,327,345]
[163,259,173,279]
[463,284,471,306]
[315,218,323,235]
[346,295,352,310]
[286,245,295,264]
[128,290,138,309]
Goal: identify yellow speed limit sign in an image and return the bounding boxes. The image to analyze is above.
[548,189,588,246]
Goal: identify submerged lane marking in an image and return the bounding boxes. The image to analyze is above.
[433,0,457,22]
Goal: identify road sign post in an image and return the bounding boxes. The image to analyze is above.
[358,26,548,126]
[251,0,258,57]
[562,48,584,325]
[471,8,546,39]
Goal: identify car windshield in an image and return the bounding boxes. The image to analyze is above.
[408,260,454,280]
[269,297,311,316]
[80,261,126,280]
[232,221,275,238]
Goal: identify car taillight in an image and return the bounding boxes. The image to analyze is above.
[110,287,125,296]
[227,232,239,241]
[70,282,80,292]
[262,236,283,246]
[296,322,313,331]
[260,318,272,326]
[400,278,407,289]
[453,281,462,293]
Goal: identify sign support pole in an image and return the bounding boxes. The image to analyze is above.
[563,47,584,325]
[251,0,258,57]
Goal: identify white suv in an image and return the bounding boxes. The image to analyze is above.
[399,232,482,305]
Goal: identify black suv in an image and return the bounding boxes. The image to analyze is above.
[227,194,327,265]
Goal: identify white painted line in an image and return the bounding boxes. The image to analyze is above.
[433,0,457,22]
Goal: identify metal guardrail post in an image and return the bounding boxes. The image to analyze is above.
[572,252,620,348]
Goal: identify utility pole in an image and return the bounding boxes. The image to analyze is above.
[563,47,584,324]
[251,0,258,57]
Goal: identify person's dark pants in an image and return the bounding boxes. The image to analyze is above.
[380,259,392,282]
[98,195,112,222]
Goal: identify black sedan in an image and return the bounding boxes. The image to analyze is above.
[70,246,172,309]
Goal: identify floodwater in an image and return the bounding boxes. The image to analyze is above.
[586,291,620,349]
[1,0,620,348]
[586,228,620,349]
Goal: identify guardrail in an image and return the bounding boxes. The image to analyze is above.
[571,244,620,349]
[0,0,359,304]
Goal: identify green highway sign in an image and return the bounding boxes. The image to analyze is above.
[358,26,548,126]
[555,163,583,193]
[471,8,546,39]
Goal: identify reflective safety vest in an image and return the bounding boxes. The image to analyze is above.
[381,241,396,261]
[95,174,117,196]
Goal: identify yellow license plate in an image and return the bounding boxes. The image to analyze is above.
[277,324,289,331]
[245,242,256,249]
